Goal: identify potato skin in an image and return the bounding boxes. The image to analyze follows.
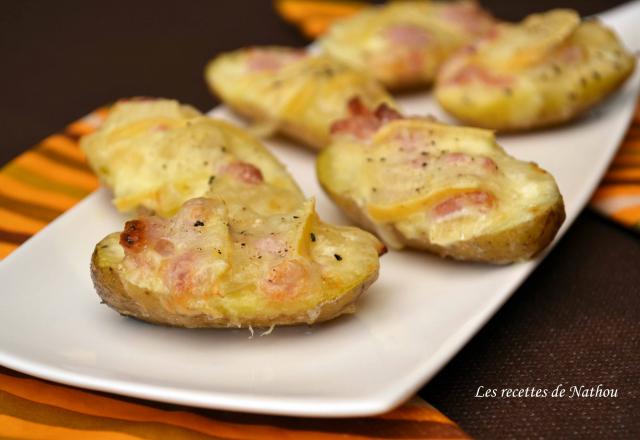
[91,241,379,328]
[318,166,565,264]
[398,199,565,263]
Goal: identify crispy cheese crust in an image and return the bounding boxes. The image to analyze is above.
[317,100,565,264]
[320,0,495,89]
[435,10,636,131]
[205,46,395,149]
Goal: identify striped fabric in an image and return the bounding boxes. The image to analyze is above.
[0,109,470,438]
[591,104,640,230]
[0,109,105,258]
[0,367,469,439]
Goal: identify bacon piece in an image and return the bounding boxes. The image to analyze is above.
[261,260,307,300]
[442,153,499,172]
[330,97,402,140]
[432,191,496,219]
[558,45,583,64]
[164,252,197,293]
[222,162,264,184]
[255,236,287,256]
[154,238,175,256]
[120,220,147,252]
[385,24,432,48]
[443,64,514,87]
[440,2,494,35]
[150,123,168,132]
[246,49,306,72]
[375,103,403,124]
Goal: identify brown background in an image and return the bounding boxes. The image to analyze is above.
[1,1,638,438]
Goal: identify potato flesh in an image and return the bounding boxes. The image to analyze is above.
[205,47,395,149]
[319,119,563,257]
[435,10,636,130]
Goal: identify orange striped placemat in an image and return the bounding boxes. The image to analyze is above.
[0,109,470,439]
[591,103,640,229]
[0,367,468,439]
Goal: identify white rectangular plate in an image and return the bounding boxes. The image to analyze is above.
[1,2,639,418]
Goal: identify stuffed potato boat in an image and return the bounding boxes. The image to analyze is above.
[80,98,303,217]
[435,9,636,131]
[205,46,395,149]
[320,0,495,90]
[317,99,565,263]
[84,99,385,327]
[92,197,384,328]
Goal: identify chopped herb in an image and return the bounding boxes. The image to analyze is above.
[194,220,205,227]
[334,254,343,261]
[217,249,222,255]
[241,243,246,247]
[310,232,316,242]
[208,175,216,184]
[293,215,299,219]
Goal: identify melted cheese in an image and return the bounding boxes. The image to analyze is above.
[435,10,636,130]
[81,99,303,216]
[319,0,495,88]
[320,118,562,247]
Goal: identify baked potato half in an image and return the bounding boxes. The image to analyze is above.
[435,9,636,131]
[92,197,384,328]
[205,46,395,149]
[85,99,385,327]
[320,0,495,90]
[80,99,303,216]
[317,99,565,263]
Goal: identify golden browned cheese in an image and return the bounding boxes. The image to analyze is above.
[320,0,495,89]
[318,103,565,263]
[84,99,385,328]
[436,9,636,131]
[205,47,395,149]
